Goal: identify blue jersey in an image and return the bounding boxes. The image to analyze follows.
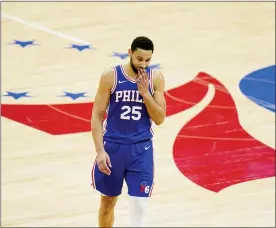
[103,64,154,144]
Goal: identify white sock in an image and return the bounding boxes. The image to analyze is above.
[129,196,149,227]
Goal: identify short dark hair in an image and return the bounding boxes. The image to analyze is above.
[131,36,154,53]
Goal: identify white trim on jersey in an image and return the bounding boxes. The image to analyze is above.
[149,119,154,136]
[102,118,107,136]
[102,102,109,137]
[120,64,137,83]
[111,67,118,94]
[150,68,154,95]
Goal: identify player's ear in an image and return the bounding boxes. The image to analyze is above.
[128,48,133,57]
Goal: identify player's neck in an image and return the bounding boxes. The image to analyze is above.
[123,63,139,80]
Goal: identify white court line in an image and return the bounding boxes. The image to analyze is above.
[1,12,91,45]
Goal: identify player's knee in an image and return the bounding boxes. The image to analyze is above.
[100,195,118,214]
[130,196,148,213]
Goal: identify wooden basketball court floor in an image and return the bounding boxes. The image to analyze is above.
[1,2,275,227]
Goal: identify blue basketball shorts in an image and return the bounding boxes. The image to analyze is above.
[91,139,154,197]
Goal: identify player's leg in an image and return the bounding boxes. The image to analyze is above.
[91,141,125,227]
[98,195,118,227]
[125,139,154,227]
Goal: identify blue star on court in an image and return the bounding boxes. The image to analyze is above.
[9,40,37,48]
[67,44,94,51]
[58,92,88,100]
[112,52,129,59]
[2,91,32,100]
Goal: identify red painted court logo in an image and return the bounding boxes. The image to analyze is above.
[1,71,275,193]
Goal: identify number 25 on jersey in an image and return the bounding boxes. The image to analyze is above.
[120,105,142,120]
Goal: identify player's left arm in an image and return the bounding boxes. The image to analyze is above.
[142,70,166,125]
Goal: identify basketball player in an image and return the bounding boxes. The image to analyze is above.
[91,36,166,227]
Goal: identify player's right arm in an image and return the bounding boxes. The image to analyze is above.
[91,69,114,175]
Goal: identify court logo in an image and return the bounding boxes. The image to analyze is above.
[239,65,275,113]
[66,44,95,51]
[9,39,38,48]
[1,68,275,193]
[2,91,32,100]
[172,70,275,193]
